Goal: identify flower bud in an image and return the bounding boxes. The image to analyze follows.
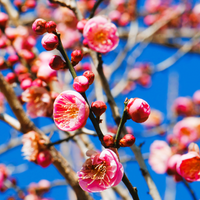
[73,75,89,93]
[20,78,33,90]
[5,72,16,84]
[83,70,95,85]
[32,79,46,87]
[83,39,89,47]
[119,134,135,147]
[0,12,9,28]
[32,18,47,35]
[71,50,83,66]
[49,55,66,70]
[8,55,19,65]
[77,19,87,33]
[126,98,150,123]
[25,0,36,9]
[45,21,57,33]
[103,134,114,147]
[91,101,107,117]
[36,150,52,168]
[41,33,59,51]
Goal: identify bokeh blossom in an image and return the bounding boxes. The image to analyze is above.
[22,86,53,118]
[53,90,89,131]
[83,16,119,53]
[77,149,124,192]
[149,140,172,174]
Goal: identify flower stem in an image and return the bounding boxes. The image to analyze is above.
[89,0,104,19]
[114,98,129,148]
[55,32,77,79]
[122,173,140,200]
[182,178,198,200]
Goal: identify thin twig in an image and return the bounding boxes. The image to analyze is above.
[182,179,198,200]
[89,0,104,19]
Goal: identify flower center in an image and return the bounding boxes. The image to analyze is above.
[81,160,111,186]
[95,32,107,44]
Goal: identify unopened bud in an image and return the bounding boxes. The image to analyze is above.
[0,13,9,28]
[32,18,47,35]
[103,134,114,147]
[5,73,16,84]
[91,101,107,117]
[83,70,95,85]
[20,78,32,90]
[73,75,89,93]
[71,50,83,66]
[77,19,87,33]
[45,21,57,33]
[49,55,66,70]
[126,98,150,123]
[36,150,52,168]
[41,33,59,51]
[119,134,135,147]
[8,55,19,65]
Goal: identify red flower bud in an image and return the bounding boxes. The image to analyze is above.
[20,78,33,90]
[45,21,57,33]
[119,134,135,147]
[73,75,89,93]
[36,150,52,168]
[32,18,47,35]
[91,101,107,117]
[5,73,16,84]
[126,98,150,123]
[49,55,66,70]
[83,70,95,85]
[0,57,7,70]
[8,55,19,65]
[103,134,114,147]
[77,19,87,33]
[71,50,83,66]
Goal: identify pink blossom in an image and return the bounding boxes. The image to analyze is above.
[21,86,53,118]
[167,154,181,175]
[173,119,198,146]
[176,151,200,182]
[149,140,172,174]
[32,18,47,35]
[83,16,119,53]
[173,97,195,116]
[37,64,57,83]
[193,90,200,105]
[73,76,89,93]
[126,98,150,123]
[36,150,52,168]
[77,149,124,192]
[53,90,90,131]
[144,14,159,25]
[24,194,39,200]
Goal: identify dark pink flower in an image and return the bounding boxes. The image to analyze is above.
[77,149,124,192]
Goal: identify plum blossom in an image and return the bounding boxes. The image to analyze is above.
[53,90,89,131]
[22,86,53,118]
[83,16,119,53]
[77,149,124,192]
[149,140,172,174]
